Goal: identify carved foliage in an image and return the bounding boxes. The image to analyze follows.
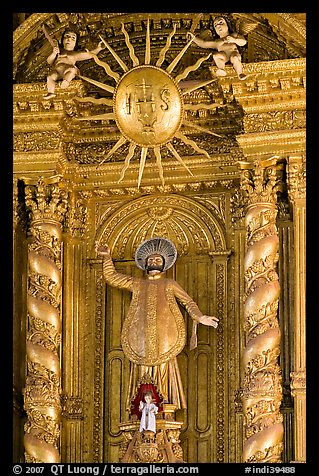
[25,176,68,225]
[239,159,283,206]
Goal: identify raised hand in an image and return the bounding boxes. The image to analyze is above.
[95,241,111,257]
[52,44,60,55]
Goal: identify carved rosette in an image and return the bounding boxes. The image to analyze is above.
[239,158,284,463]
[23,176,68,463]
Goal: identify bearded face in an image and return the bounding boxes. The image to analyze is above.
[146,254,165,272]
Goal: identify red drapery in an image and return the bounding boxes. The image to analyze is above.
[130,383,164,418]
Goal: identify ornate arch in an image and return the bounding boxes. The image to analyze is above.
[94,194,226,259]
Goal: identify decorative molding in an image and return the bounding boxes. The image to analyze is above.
[236,130,305,160]
[243,110,305,133]
[216,263,225,462]
[93,271,104,463]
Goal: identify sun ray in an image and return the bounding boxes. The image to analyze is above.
[99,35,129,72]
[166,38,194,74]
[138,147,148,188]
[154,147,165,187]
[155,24,176,67]
[145,19,151,65]
[184,102,226,111]
[75,112,115,121]
[175,131,211,159]
[89,51,120,82]
[97,136,127,167]
[74,96,113,107]
[182,119,223,138]
[175,53,211,83]
[78,75,115,94]
[121,23,139,67]
[78,17,225,186]
[118,143,137,183]
[181,78,217,95]
[166,142,194,176]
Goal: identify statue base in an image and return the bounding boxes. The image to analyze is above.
[119,413,184,463]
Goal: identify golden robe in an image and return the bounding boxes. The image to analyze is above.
[102,256,204,408]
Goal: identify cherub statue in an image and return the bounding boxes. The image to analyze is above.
[42,26,105,99]
[187,15,257,80]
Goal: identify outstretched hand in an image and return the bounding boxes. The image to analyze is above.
[198,315,219,328]
[95,241,111,257]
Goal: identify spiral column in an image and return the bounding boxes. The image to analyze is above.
[239,158,284,463]
[23,176,68,463]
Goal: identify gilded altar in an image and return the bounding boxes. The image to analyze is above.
[13,13,306,464]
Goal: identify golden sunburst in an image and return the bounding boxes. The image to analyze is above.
[76,19,223,188]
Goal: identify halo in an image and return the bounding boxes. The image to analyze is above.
[135,237,177,271]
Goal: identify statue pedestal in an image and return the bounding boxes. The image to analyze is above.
[119,412,184,463]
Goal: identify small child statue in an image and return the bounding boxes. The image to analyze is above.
[139,391,158,433]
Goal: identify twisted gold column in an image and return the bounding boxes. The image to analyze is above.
[239,158,284,463]
[287,157,306,463]
[23,176,67,463]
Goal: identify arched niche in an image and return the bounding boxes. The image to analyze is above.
[92,193,230,463]
[94,194,227,259]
